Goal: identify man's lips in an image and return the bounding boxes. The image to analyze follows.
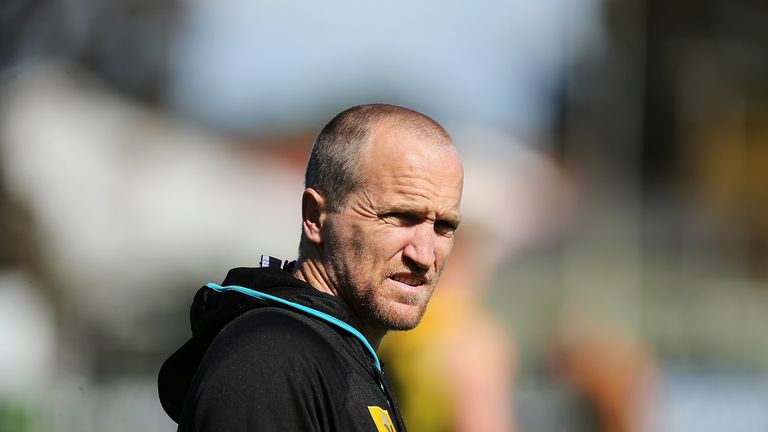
[388,273,428,287]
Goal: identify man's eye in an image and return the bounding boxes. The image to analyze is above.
[434,220,457,236]
[383,213,419,226]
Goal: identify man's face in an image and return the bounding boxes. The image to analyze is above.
[323,123,463,332]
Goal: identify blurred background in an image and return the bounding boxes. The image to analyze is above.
[2,0,768,431]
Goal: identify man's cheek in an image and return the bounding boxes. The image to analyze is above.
[435,243,453,268]
[350,236,366,259]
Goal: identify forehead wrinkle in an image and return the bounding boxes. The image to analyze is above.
[386,160,460,190]
[377,186,461,221]
[377,162,462,204]
[383,178,460,205]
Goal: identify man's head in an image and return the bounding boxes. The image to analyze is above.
[297,104,463,338]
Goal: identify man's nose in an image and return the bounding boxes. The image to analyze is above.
[403,223,436,270]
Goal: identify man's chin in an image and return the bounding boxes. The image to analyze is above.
[384,321,421,332]
[374,302,428,331]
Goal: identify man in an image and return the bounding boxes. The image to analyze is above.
[158,104,463,431]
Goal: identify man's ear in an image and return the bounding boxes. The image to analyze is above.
[301,188,328,245]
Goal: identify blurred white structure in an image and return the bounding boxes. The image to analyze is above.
[0,272,55,399]
[457,130,574,260]
[1,63,303,330]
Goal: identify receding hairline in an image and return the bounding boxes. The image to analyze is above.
[350,104,452,144]
[303,104,454,213]
[359,109,457,162]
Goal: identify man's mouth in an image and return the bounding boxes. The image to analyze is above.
[389,273,427,287]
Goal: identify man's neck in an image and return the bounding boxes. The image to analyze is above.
[292,258,336,297]
[293,258,387,349]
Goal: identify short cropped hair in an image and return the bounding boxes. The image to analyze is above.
[305,104,450,212]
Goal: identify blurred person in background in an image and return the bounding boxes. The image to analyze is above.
[379,226,517,432]
[379,141,570,432]
[158,104,464,431]
[553,319,657,432]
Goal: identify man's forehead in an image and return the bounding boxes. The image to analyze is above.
[373,190,462,222]
[362,138,459,181]
[380,198,461,212]
[355,117,462,204]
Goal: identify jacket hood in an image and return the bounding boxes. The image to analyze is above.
[158,264,367,422]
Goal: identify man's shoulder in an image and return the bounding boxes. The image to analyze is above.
[208,306,347,366]
[180,308,356,431]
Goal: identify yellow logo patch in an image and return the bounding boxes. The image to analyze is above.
[367,406,397,432]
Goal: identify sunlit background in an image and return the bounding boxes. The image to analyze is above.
[2,0,768,431]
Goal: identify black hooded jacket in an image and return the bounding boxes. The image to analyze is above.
[158,260,407,431]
